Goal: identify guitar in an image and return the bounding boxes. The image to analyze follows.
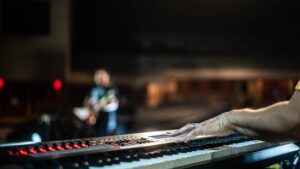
[87,90,119,126]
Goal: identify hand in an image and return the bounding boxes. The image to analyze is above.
[168,112,233,143]
[87,115,97,126]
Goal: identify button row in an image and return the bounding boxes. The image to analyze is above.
[8,140,90,156]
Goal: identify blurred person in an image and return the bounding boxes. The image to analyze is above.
[170,80,300,143]
[86,69,119,136]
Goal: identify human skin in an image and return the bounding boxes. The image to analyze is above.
[170,85,300,143]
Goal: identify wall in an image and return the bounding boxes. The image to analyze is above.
[0,0,70,81]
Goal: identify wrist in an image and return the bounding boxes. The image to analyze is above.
[223,110,244,134]
[218,111,234,135]
[223,111,233,131]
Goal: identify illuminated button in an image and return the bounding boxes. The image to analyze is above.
[81,140,89,148]
[29,148,38,154]
[8,151,14,156]
[65,144,73,149]
[73,144,81,149]
[81,143,88,148]
[48,146,56,152]
[39,148,47,153]
[65,145,72,149]
[19,149,28,156]
[57,145,65,150]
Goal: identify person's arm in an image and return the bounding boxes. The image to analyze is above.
[171,81,300,143]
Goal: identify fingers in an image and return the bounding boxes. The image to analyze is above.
[174,132,190,142]
[174,118,222,143]
[171,112,234,143]
[176,129,199,143]
[167,123,196,136]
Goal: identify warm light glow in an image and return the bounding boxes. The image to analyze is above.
[147,82,162,108]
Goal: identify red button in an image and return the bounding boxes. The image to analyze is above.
[57,146,64,150]
[8,151,14,156]
[65,145,72,149]
[29,148,38,154]
[73,144,81,149]
[39,148,47,153]
[19,149,28,156]
[81,143,88,148]
[48,147,56,152]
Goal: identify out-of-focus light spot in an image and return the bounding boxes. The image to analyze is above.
[40,114,51,125]
[53,79,62,91]
[0,78,5,89]
[31,133,42,142]
[147,83,162,108]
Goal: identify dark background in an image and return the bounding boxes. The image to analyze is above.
[0,0,299,142]
[72,0,300,74]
